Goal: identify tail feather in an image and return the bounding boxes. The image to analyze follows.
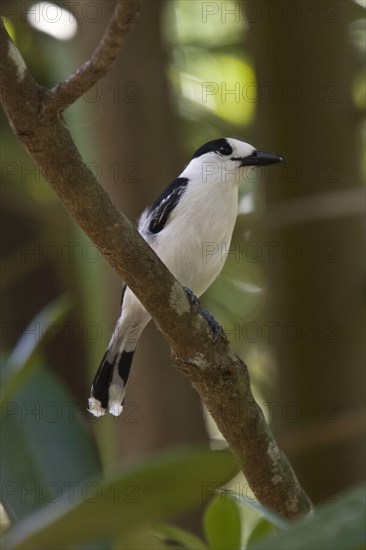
[89,288,151,418]
[118,350,134,384]
[88,347,137,417]
[108,350,135,416]
[89,350,113,409]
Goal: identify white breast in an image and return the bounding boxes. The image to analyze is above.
[144,179,238,297]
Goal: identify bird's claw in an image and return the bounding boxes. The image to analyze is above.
[200,308,223,342]
[183,286,222,342]
[183,286,200,306]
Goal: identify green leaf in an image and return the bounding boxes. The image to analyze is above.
[0,294,73,403]
[246,519,277,548]
[1,368,101,521]
[250,485,366,550]
[113,527,167,550]
[3,448,238,550]
[153,523,208,549]
[224,493,288,531]
[203,494,242,550]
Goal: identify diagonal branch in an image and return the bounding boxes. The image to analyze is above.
[0,6,313,520]
[42,0,140,117]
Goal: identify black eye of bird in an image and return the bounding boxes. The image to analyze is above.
[218,144,232,156]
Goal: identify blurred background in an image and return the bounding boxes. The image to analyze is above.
[1,0,365,539]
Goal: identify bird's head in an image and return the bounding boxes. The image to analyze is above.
[181,137,284,186]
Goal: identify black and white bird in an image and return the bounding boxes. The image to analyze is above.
[88,137,284,417]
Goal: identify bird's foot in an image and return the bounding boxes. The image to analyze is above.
[183,286,222,342]
[200,308,223,342]
[183,286,200,307]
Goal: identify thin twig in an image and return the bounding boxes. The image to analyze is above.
[42,0,140,116]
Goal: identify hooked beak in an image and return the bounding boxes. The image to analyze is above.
[239,150,285,167]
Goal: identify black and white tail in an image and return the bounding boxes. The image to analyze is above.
[88,288,150,417]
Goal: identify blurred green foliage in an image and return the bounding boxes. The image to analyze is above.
[2,447,238,549]
[1,317,364,550]
[1,0,365,548]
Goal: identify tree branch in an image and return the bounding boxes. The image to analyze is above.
[0,6,313,520]
[41,0,140,117]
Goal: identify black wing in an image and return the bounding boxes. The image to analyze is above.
[147,177,188,234]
